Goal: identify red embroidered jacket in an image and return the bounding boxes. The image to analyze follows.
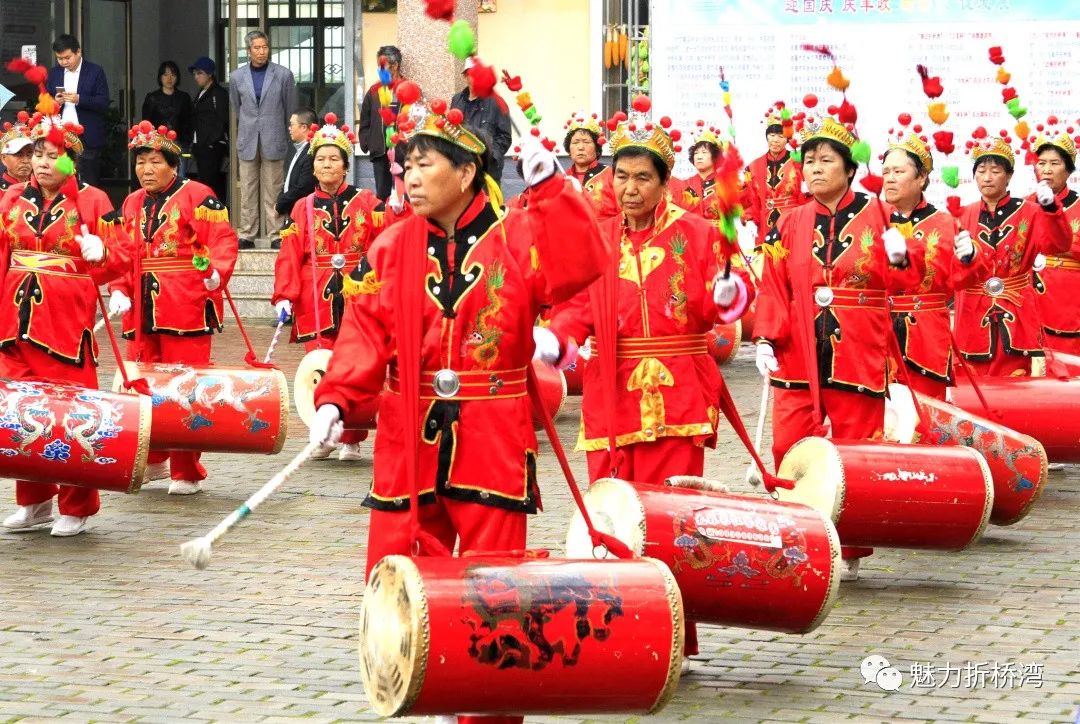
[671,172,723,225]
[755,189,919,398]
[1030,187,1080,339]
[0,180,132,364]
[273,183,387,343]
[548,198,752,451]
[955,194,1070,360]
[314,176,610,512]
[742,150,808,246]
[112,178,238,338]
[573,163,619,221]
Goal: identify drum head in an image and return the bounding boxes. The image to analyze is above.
[293,349,332,429]
[565,478,647,558]
[358,555,428,717]
[883,383,918,443]
[774,437,844,522]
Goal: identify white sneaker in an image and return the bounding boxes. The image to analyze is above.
[310,444,336,460]
[143,461,170,483]
[168,480,203,495]
[2,501,54,530]
[338,443,363,461]
[1048,462,1065,471]
[680,657,692,675]
[840,558,861,582]
[50,515,88,537]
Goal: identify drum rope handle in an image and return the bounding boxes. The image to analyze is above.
[95,293,151,396]
[744,375,771,487]
[947,328,1001,421]
[179,440,323,569]
[714,374,794,494]
[526,363,635,559]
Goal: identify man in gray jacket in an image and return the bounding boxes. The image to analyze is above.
[229,30,297,249]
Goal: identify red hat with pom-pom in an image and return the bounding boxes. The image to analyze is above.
[1031,116,1078,164]
[307,112,358,157]
[127,119,180,156]
[404,99,487,157]
[607,95,678,170]
[28,113,84,155]
[886,113,935,172]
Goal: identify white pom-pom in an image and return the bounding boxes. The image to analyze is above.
[180,537,213,570]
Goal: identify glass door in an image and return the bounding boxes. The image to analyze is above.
[80,0,133,198]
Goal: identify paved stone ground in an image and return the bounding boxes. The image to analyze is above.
[1,325,1077,723]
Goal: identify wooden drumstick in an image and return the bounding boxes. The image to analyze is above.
[263,309,288,364]
[180,437,332,569]
[745,375,771,487]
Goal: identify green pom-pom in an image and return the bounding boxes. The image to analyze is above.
[1005,97,1020,111]
[192,256,210,272]
[851,140,872,164]
[791,150,802,163]
[718,216,738,242]
[780,108,792,120]
[1008,104,1027,120]
[941,166,960,189]
[55,153,75,177]
[447,20,476,60]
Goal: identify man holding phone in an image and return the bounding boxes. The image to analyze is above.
[46,34,110,186]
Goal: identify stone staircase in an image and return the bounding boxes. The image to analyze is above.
[228,249,277,320]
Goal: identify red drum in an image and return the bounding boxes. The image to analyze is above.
[113,363,288,455]
[0,378,150,493]
[359,554,683,717]
[775,438,993,550]
[740,302,756,342]
[562,355,586,396]
[885,384,1046,526]
[565,478,840,633]
[1043,349,1080,376]
[952,376,1080,463]
[706,319,742,365]
[530,359,566,430]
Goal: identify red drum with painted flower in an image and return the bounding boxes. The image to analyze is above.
[113,363,288,454]
[0,378,149,493]
[775,438,993,550]
[566,478,840,633]
[706,319,741,365]
[885,383,1046,526]
[359,554,683,717]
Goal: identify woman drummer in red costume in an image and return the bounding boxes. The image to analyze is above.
[954,130,1070,376]
[108,122,238,496]
[563,111,619,220]
[272,114,388,462]
[0,114,133,536]
[741,103,809,247]
[753,115,921,580]
[881,131,989,400]
[1029,123,1080,355]
[671,123,726,226]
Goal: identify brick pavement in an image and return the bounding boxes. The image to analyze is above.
[0,325,1077,723]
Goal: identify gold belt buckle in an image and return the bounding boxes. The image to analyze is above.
[432,369,460,398]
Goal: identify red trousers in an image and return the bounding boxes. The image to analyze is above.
[1045,334,1080,355]
[303,337,366,445]
[587,435,705,656]
[367,498,526,724]
[0,343,101,517]
[771,387,883,562]
[129,334,212,482]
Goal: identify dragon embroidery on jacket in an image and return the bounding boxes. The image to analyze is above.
[918,229,941,293]
[849,227,877,289]
[467,261,504,368]
[665,234,689,328]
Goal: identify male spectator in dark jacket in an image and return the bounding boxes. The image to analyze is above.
[451,58,512,183]
[189,56,230,204]
[358,45,403,202]
[46,34,109,185]
[271,108,317,248]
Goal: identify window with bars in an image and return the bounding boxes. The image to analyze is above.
[215,0,345,114]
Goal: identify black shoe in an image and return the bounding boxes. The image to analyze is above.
[270,239,281,250]
[238,238,255,249]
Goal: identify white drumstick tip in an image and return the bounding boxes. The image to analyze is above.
[180,537,213,570]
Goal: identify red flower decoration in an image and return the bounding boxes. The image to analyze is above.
[466,59,497,99]
[424,0,455,21]
[430,99,448,115]
[988,46,1005,65]
[1001,87,1018,102]
[631,95,651,113]
[898,113,912,126]
[446,108,464,125]
[501,70,522,92]
[933,130,955,155]
[916,65,944,98]
[803,93,818,108]
[837,99,857,125]
[946,195,962,218]
[396,80,421,106]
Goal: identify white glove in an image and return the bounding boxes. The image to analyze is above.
[76,224,104,263]
[954,230,975,262]
[712,273,739,307]
[519,135,558,187]
[1035,180,1056,207]
[744,220,758,238]
[387,187,405,214]
[882,227,908,265]
[532,326,561,365]
[275,299,293,320]
[755,342,779,377]
[203,269,221,291]
[107,290,131,317]
[1033,253,1047,272]
[309,404,343,447]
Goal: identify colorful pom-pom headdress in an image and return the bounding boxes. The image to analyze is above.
[885,115,935,173]
[127,120,181,156]
[1030,115,1079,165]
[0,111,32,154]
[27,113,84,156]
[308,113,358,157]
[564,112,605,144]
[606,95,680,171]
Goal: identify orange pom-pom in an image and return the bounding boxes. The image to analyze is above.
[826,67,850,91]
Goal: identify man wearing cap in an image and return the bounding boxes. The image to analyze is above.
[451,58,512,183]
[0,121,32,192]
[189,57,230,204]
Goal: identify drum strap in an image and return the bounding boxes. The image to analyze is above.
[96,292,150,396]
[946,328,1003,421]
[713,376,795,493]
[223,287,275,369]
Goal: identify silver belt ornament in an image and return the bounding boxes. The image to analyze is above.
[814,287,834,307]
[1032,256,1047,272]
[330,253,347,270]
[983,276,1005,297]
[432,369,461,398]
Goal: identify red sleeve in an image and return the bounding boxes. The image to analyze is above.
[547,284,595,351]
[740,163,761,227]
[191,190,239,285]
[753,213,796,343]
[107,192,141,296]
[272,200,307,304]
[78,189,130,286]
[1031,200,1072,255]
[524,174,613,305]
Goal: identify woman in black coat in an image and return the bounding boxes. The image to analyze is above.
[141,61,193,145]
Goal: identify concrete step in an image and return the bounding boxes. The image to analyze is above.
[227,270,275,296]
[228,292,277,320]
[234,248,279,273]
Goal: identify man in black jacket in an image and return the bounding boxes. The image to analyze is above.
[451,58,513,183]
[188,56,230,203]
[271,108,317,249]
[358,45,403,202]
